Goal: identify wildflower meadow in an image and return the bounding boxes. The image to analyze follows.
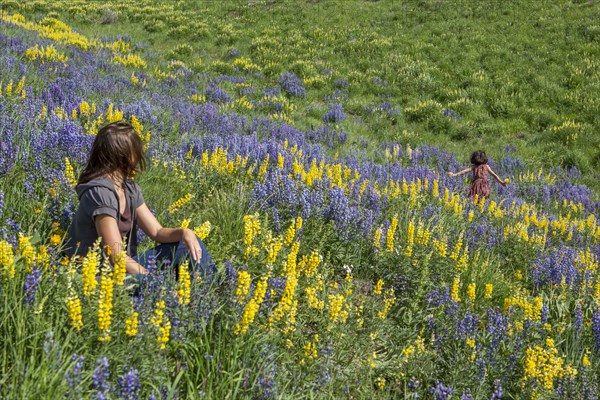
[1,1,600,399]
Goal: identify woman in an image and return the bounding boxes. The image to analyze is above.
[64,121,214,280]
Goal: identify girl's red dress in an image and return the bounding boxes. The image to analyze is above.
[468,164,490,199]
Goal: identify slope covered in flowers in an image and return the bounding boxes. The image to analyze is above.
[3,0,600,176]
[0,6,599,400]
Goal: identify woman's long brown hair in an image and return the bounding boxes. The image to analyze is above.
[78,121,146,188]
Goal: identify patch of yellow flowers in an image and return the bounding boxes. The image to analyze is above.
[235,276,268,335]
[522,338,577,392]
[24,44,69,64]
[150,300,170,349]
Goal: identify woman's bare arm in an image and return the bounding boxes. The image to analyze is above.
[136,203,201,261]
[95,215,148,274]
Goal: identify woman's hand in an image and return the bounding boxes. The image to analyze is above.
[182,228,202,262]
[447,171,455,177]
[137,203,202,261]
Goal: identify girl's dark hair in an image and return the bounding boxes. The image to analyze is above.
[470,150,488,166]
[78,121,146,187]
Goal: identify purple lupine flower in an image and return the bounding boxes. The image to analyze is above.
[580,367,599,399]
[408,377,419,390]
[425,287,452,309]
[42,331,62,371]
[407,377,420,399]
[160,386,170,399]
[491,379,503,399]
[575,302,583,333]
[461,388,475,400]
[457,312,479,340]
[0,191,4,217]
[43,331,55,356]
[317,339,334,386]
[324,89,349,103]
[270,208,281,232]
[204,85,232,104]
[255,345,278,399]
[263,87,280,97]
[324,187,352,237]
[442,108,461,120]
[531,246,579,291]
[224,260,237,288]
[371,76,388,86]
[146,254,157,275]
[6,218,21,233]
[540,302,549,324]
[475,358,486,381]
[318,363,332,386]
[592,310,600,351]
[117,368,141,400]
[305,125,347,147]
[136,227,146,246]
[430,381,453,400]
[66,354,85,399]
[215,75,246,84]
[92,357,111,400]
[365,101,400,116]
[24,267,42,305]
[487,307,509,354]
[268,276,287,299]
[170,315,187,341]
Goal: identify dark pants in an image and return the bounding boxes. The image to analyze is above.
[128,236,215,286]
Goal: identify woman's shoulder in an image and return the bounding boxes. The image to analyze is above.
[76,177,115,198]
[125,179,145,203]
[125,179,143,192]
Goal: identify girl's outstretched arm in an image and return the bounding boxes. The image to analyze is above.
[447,167,471,177]
[487,165,507,186]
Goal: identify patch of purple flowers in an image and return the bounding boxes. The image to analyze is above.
[430,381,453,400]
[66,354,85,398]
[278,72,306,98]
[442,108,461,120]
[322,103,346,123]
[117,367,142,400]
[92,357,111,400]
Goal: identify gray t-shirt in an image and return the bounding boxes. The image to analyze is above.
[64,177,144,257]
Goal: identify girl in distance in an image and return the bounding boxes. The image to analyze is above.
[447,150,507,200]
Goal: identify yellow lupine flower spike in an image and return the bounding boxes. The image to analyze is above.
[0,240,15,279]
[97,265,114,342]
[67,288,83,331]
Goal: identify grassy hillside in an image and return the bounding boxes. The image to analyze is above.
[1,1,600,399]
[4,0,600,183]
